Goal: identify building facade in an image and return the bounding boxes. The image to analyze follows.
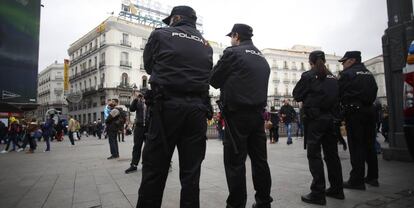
[37,61,67,121]
[67,16,153,124]
[67,16,224,124]
[364,55,387,105]
[262,45,343,108]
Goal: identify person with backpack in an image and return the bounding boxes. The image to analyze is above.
[1,117,21,153]
[105,99,126,159]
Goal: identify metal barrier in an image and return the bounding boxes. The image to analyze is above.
[206,123,303,139]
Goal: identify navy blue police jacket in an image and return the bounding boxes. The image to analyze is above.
[209,40,270,109]
[143,19,213,94]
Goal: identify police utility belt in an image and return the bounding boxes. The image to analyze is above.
[342,102,372,115]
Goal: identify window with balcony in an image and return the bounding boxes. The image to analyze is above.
[301,62,305,70]
[99,52,105,68]
[120,52,131,67]
[121,33,131,47]
[100,33,106,46]
[283,61,288,69]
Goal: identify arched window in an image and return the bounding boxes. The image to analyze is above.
[121,73,129,87]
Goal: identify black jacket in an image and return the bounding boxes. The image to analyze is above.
[210,40,270,109]
[130,98,145,125]
[143,19,213,93]
[279,104,296,123]
[293,69,339,119]
[338,63,378,106]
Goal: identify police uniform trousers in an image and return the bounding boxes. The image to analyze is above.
[131,124,145,166]
[137,96,207,208]
[224,109,273,208]
[345,106,378,185]
[305,113,343,197]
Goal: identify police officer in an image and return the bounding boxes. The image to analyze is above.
[338,51,379,189]
[137,5,213,208]
[210,24,273,208]
[293,50,344,205]
[125,91,146,174]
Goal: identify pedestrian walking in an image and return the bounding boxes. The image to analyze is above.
[338,51,379,189]
[293,50,344,205]
[210,23,273,208]
[137,5,213,208]
[269,107,280,143]
[43,114,55,152]
[25,118,39,153]
[67,115,76,146]
[96,119,104,139]
[1,117,21,153]
[280,99,296,145]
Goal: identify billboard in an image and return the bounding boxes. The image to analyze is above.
[0,0,41,104]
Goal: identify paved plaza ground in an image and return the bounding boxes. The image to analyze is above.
[0,134,413,208]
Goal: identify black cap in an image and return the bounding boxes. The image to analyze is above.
[309,50,325,63]
[226,23,253,38]
[338,51,361,62]
[162,6,197,25]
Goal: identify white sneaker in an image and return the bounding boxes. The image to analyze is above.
[16,148,24,152]
[0,150,8,154]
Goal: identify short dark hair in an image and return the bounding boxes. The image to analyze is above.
[112,98,119,103]
[231,32,251,42]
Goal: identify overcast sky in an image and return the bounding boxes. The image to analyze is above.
[38,0,388,71]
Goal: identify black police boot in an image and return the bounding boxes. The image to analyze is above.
[107,156,116,160]
[325,187,345,200]
[365,178,379,187]
[125,165,137,174]
[343,181,366,190]
[301,193,326,205]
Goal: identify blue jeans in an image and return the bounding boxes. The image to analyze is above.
[286,123,292,143]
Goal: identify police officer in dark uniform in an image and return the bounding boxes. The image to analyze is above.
[210,24,273,208]
[338,51,379,190]
[137,6,213,208]
[293,50,344,205]
[125,92,146,174]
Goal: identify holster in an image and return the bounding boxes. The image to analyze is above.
[145,88,169,154]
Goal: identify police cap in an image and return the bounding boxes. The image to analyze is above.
[309,50,325,63]
[226,23,253,38]
[162,6,197,25]
[338,51,361,62]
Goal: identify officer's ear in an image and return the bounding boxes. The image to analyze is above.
[231,32,240,41]
[170,15,182,26]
